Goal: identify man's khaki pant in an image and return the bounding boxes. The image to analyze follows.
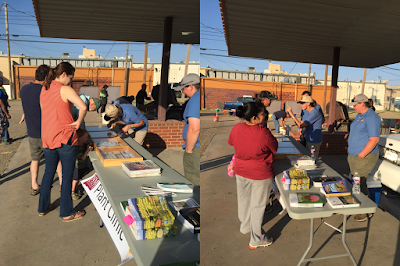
[127,129,147,145]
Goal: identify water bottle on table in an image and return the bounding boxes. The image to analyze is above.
[310,145,316,162]
[352,172,361,194]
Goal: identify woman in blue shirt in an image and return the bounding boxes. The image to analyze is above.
[288,95,323,158]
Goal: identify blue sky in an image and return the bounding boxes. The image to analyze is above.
[2,0,400,85]
[200,0,400,85]
[0,1,199,64]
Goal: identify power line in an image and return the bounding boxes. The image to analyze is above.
[377,68,400,78]
[201,32,225,38]
[102,41,116,59]
[0,22,37,26]
[200,52,272,61]
[200,22,224,33]
[200,47,228,52]
[12,42,37,57]
[381,66,400,71]
[0,38,135,45]
[200,38,225,42]
[201,55,223,69]
[6,4,35,17]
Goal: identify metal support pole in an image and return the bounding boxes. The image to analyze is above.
[328,47,340,133]
[158,17,173,121]
[143,42,148,86]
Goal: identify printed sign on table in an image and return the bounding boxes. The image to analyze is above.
[81,173,134,265]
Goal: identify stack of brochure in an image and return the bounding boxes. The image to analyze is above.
[141,185,175,197]
[157,183,193,193]
[122,160,161,178]
[120,196,177,240]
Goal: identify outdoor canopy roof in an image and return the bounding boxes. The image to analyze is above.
[32,0,199,44]
[220,0,400,68]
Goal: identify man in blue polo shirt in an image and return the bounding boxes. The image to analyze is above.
[174,74,200,185]
[347,94,381,222]
[105,103,148,145]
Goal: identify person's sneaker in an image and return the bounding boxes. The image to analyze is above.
[265,205,273,213]
[249,237,273,250]
[71,192,80,201]
[354,214,368,222]
[0,141,11,145]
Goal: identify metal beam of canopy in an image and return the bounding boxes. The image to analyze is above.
[220,0,400,128]
[32,0,199,121]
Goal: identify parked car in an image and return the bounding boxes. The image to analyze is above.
[223,96,254,110]
[169,83,182,98]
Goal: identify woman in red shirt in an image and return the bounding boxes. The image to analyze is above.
[228,101,278,249]
[38,62,87,222]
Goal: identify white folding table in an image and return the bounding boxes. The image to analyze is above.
[274,137,377,266]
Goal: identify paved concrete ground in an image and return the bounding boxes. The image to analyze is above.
[200,112,400,266]
[0,102,186,266]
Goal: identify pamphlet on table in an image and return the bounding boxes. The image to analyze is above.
[289,193,324,208]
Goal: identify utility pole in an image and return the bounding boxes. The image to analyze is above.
[361,68,367,94]
[307,63,311,90]
[142,42,148,86]
[184,44,191,76]
[5,3,13,99]
[123,41,129,96]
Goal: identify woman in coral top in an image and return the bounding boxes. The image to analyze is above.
[228,101,278,250]
[38,62,87,222]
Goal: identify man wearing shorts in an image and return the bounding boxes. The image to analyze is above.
[19,65,50,196]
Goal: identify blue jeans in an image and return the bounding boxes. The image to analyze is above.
[1,111,9,142]
[272,114,280,133]
[38,140,77,217]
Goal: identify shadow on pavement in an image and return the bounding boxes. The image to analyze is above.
[0,160,45,185]
[200,154,233,172]
[263,199,292,242]
[11,135,27,142]
[303,216,371,266]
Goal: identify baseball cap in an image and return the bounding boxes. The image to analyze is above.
[297,95,314,104]
[349,94,369,107]
[92,97,101,110]
[105,104,119,118]
[174,73,200,91]
[259,90,278,100]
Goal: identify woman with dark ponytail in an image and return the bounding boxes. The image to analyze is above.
[38,62,87,222]
[228,101,278,249]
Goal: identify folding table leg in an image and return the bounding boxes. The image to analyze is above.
[297,218,314,266]
[341,215,357,266]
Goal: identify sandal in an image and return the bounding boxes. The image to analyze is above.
[31,185,40,196]
[71,192,80,201]
[62,210,86,222]
[39,203,55,216]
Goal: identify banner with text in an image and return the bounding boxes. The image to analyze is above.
[81,173,134,265]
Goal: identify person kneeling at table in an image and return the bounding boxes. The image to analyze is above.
[105,103,148,145]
